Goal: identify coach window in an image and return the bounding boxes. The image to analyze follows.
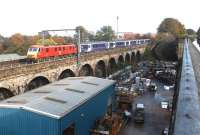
[59,47,61,51]
[63,47,65,50]
[46,48,49,52]
[38,48,40,52]
[55,48,57,51]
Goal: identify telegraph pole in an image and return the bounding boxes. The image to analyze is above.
[77,28,81,65]
[117,16,119,39]
[42,32,45,45]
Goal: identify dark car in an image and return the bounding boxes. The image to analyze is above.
[134,103,144,123]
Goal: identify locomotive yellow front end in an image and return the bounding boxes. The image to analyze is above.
[27,47,39,59]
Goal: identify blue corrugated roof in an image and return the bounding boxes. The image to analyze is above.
[0,77,115,119]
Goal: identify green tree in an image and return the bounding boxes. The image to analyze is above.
[158,18,185,39]
[197,27,200,45]
[143,46,155,61]
[88,32,96,41]
[95,26,115,41]
[75,26,89,43]
[155,32,178,61]
[0,35,5,53]
[186,29,196,42]
[187,29,196,35]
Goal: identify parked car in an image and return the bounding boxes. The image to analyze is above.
[161,101,168,109]
[134,103,144,123]
[161,128,169,135]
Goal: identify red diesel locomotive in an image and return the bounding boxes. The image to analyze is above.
[27,44,77,59]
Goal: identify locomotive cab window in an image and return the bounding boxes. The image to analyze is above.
[29,48,38,52]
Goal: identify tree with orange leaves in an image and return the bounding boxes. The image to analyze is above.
[52,36,65,44]
[10,33,25,47]
[27,35,40,45]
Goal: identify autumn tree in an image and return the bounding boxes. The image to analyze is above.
[10,33,25,47]
[64,36,74,43]
[134,33,142,39]
[3,33,26,55]
[0,43,4,53]
[155,18,185,61]
[123,33,136,40]
[52,36,65,44]
[36,38,57,45]
[158,18,185,39]
[27,35,40,45]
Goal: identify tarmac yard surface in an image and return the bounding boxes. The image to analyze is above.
[120,80,173,135]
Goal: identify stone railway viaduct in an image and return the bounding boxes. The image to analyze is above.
[0,45,146,100]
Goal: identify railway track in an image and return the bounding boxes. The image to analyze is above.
[0,45,145,80]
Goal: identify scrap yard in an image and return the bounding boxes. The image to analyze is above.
[90,61,177,135]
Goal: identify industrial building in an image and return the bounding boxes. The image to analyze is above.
[0,76,115,135]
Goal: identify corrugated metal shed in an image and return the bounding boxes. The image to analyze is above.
[0,76,116,135]
[0,53,26,62]
[0,77,115,119]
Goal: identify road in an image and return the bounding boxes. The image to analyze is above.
[119,80,173,135]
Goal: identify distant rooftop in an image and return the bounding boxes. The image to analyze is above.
[0,53,26,62]
[0,77,115,119]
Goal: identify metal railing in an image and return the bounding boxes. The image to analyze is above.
[173,39,200,135]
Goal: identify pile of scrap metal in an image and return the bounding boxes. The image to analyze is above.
[116,90,135,111]
[148,82,157,92]
[90,114,123,135]
[155,69,176,85]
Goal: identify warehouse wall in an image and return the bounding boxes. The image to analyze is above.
[0,108,60,135]
[60,85,115,135]
[0,84,115,135]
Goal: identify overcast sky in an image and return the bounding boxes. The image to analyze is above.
[0,0,199,36]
